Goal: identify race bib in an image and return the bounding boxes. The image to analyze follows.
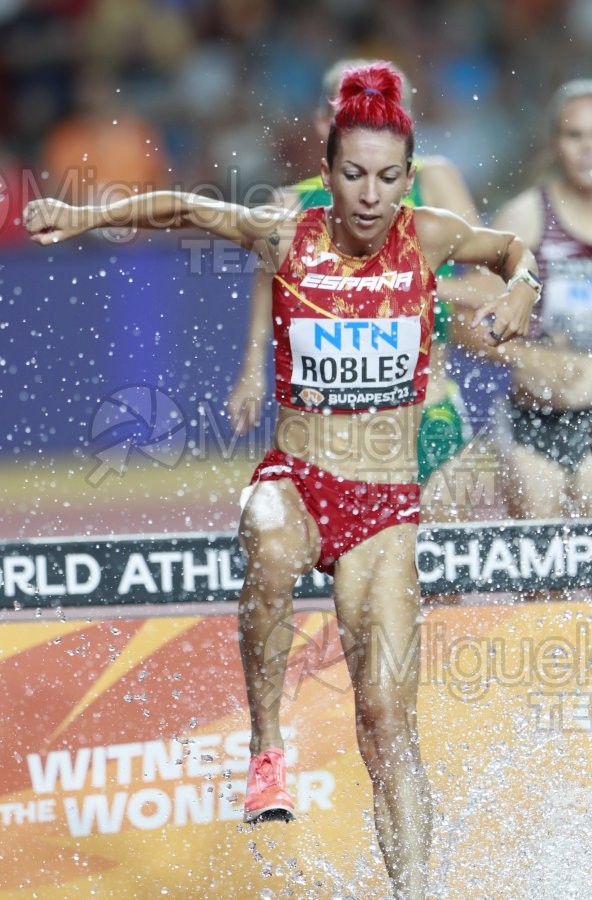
[542,277,592,350]
[288,316,421,410]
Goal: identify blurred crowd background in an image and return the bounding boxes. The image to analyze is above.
[1,0,592,245]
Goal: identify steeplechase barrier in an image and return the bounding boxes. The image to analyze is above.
[0,518,590,607]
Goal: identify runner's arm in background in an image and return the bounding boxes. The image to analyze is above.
[447,188,592,406]
[227,266,274,431]
[228,186,300,431]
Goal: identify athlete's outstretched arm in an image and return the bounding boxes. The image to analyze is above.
[23,192,292,256]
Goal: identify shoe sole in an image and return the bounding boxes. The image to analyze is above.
[243,806,295,824]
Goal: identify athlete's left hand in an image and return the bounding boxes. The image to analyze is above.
[471,287,535,346]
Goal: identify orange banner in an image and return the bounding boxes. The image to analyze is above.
[1,600,591,897]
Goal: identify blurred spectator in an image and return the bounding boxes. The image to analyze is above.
[39,64,169,205]
[0,0,94,159]
[201,0,271,43]
[81,0,190,79]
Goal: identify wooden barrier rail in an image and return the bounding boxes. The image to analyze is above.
[1,518,590,608]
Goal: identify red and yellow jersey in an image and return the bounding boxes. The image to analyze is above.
[272,205,437,413]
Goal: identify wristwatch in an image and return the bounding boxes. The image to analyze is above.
[507,268,542,304]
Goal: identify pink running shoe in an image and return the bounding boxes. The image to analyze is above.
[243,746,295,823]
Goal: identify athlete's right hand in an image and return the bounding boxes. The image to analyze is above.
[23,199,93,245]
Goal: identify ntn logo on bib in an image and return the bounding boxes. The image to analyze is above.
[272,205,437,412]
[289,316,421,410]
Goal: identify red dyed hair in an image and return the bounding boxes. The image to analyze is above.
[332,61,412,134]
[326,61,414,168]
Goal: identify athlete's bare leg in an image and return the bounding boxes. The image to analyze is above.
[503,444,569,519]
[238,480,320,755]
[503,445,577,602]
[570,452,592,516]
[333,524,431,898]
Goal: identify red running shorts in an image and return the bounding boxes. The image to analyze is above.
[245,448,420,576]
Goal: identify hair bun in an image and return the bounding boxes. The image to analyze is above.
[339,63,402,105]
[324,61,414,168]
[332,61,412,134]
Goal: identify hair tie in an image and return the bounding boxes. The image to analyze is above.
[363,87,381,96]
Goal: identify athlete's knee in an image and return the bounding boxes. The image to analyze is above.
[242,530,315,600]
[355,695,418,777]
[248,516,315,565]
[240,482,317,580]
[355,678,418,736]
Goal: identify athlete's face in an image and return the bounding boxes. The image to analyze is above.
[553,95,592,191]
[321,128,414,256]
